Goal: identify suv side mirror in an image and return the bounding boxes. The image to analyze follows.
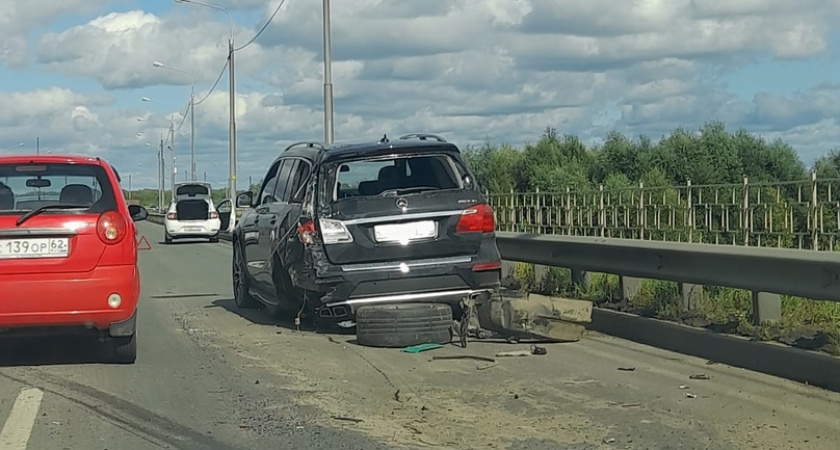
[128,204,148,222]
[236,191,254,208]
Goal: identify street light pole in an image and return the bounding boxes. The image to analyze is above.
[322,0,334,145]
[228,38,237,231]
[190,85,196,181]
[152,61,195,184]
[159,137,165,210]
[173,0,237,232]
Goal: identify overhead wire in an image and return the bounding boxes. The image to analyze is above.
[234,0,288,52]
[159,0,288,145]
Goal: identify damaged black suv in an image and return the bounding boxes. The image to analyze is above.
[232,133,502,346]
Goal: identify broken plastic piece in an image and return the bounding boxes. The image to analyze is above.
[401,343,443,354]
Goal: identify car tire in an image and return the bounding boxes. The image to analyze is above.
[108,333,137,364]
[164,233,172,244]
[233,242,259,309]
[356,303,453,348]
[210,234,220,243]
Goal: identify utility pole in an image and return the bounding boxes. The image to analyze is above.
[169,123,176,204]
[190,86,196,181]
[228,38,237,232]
[36,137,40,155]
[322,0,334,145]
[159,137,165,211]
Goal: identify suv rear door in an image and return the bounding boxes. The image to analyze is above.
[0,160,124,275]
[316,150,492,265]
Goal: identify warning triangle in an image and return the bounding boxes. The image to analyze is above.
[137,235,152,251]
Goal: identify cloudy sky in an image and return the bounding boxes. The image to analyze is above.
[1,0,839,189]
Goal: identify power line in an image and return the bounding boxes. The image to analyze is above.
[194,58,230,106]
[234,0,288,52]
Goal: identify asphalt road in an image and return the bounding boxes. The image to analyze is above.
[1,220,839,450]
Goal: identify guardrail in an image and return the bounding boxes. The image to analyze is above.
[144,212,838,324]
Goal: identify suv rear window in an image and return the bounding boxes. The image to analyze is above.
[176,184,210,196]
[0,163,117,214]
[332,155,461,200]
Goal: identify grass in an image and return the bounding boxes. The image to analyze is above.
[506,262,840,356]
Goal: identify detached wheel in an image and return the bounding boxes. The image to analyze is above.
[108,334,137,364]
[356,303,453,348]
[233,242,259,309]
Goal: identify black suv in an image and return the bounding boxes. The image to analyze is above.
[232,134,502,342]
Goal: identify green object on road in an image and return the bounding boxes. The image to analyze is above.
[400,343,443,353]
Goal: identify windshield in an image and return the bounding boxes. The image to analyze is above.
[329,154,461,201]
[0,162,117,215]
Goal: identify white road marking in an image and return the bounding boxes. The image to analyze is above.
[0,388,44,450]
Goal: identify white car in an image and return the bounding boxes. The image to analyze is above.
[163,182,222,243]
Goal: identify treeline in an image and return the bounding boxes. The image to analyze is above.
[462,120,840,194]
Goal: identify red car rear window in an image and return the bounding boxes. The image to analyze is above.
[0,162,118,214]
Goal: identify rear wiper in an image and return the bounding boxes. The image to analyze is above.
[379,187,441,196]
[16,204,90,227]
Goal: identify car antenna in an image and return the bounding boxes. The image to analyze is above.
[379,134,389,144]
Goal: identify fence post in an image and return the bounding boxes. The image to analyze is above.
[638,182,645,240]
[742,176,749,246]
[598,184,605,238]
[810,171,818,250]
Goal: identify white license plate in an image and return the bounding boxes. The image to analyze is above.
[184,226,204,232]
[0,238,69,259]
[374,221,437,243]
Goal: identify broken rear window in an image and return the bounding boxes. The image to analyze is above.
[332,155,461,200]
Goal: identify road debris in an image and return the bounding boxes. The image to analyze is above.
[401,343,443,353]
[495,350,532,357]
[684,392,698,399]
[332,416,364,423]
[617,366,636,371]
[689,373,711,380]
[679,385,690,390]
[431,355,496,363]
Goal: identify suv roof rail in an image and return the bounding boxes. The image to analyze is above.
[398,133,447,143]
[284,141,326,152]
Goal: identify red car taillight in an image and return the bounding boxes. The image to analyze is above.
[455,204,495,233]
[97,211,128,244]
[166,212,176,220]
[209,211,219,219]
[298,220,317,245]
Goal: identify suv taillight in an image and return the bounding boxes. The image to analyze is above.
[166,212,176,220]
[209,211,219,219]
[298,220,317,245]
[97,211,127,244]
[455,204,495,233]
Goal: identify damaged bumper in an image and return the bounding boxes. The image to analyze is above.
[472,290,593,343]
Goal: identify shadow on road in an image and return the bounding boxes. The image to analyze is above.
[0,336,106,367]
[208,298,355,336]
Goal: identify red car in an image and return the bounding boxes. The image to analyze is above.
[0,155,148,363]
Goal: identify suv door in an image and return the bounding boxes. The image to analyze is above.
[274,159,312,281]
[242,162,280,280]
[253,158,296,289]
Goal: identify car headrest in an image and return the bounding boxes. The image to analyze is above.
[59,184,94,206]
[0,183,13,210]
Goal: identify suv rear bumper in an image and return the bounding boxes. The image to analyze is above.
[295,254,501,321]
[0,264,140,335]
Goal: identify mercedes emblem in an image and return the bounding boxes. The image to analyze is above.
[396,197,408,209]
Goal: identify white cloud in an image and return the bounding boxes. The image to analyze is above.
[0,0,838,188]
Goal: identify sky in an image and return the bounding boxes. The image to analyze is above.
[1,0,839,190]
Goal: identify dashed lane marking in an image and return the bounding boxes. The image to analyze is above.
[0,388,44,450]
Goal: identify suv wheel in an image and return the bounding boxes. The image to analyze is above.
[233,242,258,309]
[356,303,453,348]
